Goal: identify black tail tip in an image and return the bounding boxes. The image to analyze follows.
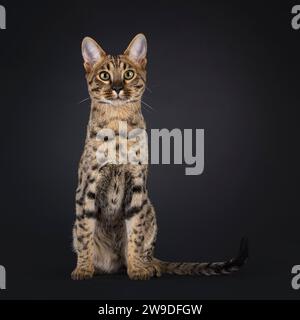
[234,237,249,267]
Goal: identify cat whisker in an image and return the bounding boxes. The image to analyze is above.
[141,105,151,113]
[124,98,150,112]
[78,97,90,104]
[141,100,156,112]
[145,86,152,93]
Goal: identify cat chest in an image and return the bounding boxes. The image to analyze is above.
[102,172,125,216]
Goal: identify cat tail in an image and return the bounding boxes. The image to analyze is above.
[156,237,248,276]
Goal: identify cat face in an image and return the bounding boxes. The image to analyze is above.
[82,34,147,106]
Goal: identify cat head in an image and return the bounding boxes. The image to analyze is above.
[82,34,147,106]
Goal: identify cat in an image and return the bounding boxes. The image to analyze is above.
[71,34,248,280]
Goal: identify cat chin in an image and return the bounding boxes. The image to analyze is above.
[93,97,137,107]
[110,99,135,107]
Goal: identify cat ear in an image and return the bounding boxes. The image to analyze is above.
[82,37,106,72]
[124,34,147,67]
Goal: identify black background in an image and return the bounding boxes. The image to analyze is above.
[0,0,299,299]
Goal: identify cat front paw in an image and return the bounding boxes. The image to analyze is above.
[71,266,94,280]
[127,263,161,280]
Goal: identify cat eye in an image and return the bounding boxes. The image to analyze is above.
[98,71,110,81]
[124,70,135,80]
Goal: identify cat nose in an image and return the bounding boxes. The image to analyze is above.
[112,85,123,94]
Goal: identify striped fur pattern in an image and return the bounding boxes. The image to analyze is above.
[71,34,248,280]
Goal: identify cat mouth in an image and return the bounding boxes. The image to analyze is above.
[111,95,130,102]
[110,97,124,102]
[107,96,130,105]
[110,90,130,102]
[104,92,133,104]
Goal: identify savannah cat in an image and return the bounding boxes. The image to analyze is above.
[71,34,248,280]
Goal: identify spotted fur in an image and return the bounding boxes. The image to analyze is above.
[71,34,248,280]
